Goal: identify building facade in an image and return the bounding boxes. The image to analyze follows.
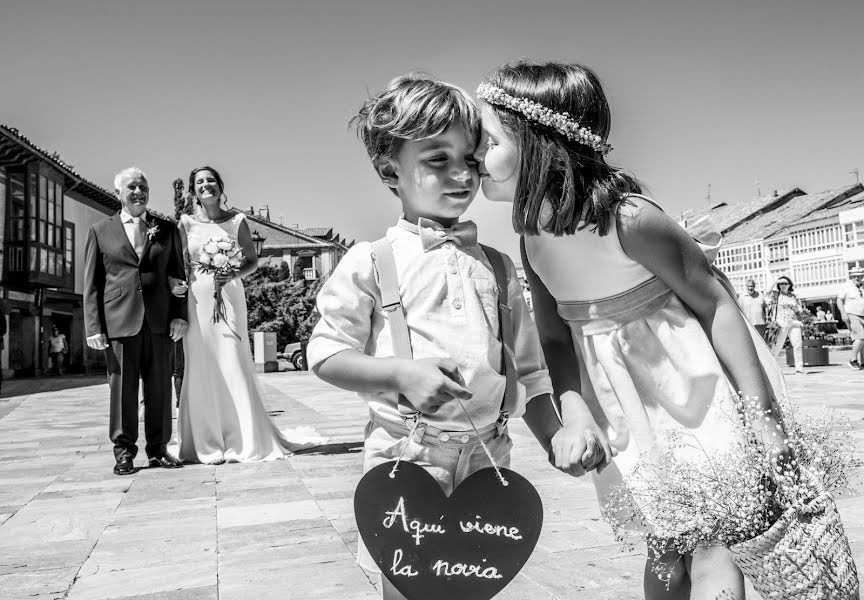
[240,209,352,280]
[683,183,864,314]
[1,125,118,377]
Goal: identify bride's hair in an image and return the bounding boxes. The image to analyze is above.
[188,166,229,211]
[481,61,642,237]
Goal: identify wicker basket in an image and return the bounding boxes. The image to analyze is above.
[729,492,859,599]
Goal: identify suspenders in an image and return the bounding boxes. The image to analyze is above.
[370,237,517,432]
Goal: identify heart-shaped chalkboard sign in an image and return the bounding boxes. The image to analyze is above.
[354,461,543,600]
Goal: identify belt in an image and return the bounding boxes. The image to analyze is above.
[368,410,505,447]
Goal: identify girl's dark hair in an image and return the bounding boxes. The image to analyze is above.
[483,61,642,236]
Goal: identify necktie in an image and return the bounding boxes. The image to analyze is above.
[418,217,478,252]
[131,217,147,258]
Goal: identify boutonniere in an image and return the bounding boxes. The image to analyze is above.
[146,224,159,240]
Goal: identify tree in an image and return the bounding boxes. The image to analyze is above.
[245,264,323,349]
[172,178,190,220]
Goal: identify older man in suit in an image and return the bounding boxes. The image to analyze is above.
[84,167,188,475]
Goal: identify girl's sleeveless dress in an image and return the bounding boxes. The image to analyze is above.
[524,195,788,529]
[174,212,326,463]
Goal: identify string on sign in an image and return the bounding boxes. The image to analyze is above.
[455,398,508,487]
[389,417,421,479]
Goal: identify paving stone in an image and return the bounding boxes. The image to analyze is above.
[106,586,218,600]
[218,500,323,528]
[68,561,215,600]
[0,538,94,575]
[0,565,78,600]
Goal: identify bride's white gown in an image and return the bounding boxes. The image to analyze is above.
[175,212,326,463]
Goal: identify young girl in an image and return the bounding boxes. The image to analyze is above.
[473,61,793,599]
[767,275,806,374]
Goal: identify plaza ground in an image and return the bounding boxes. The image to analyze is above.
[0,353,862,600]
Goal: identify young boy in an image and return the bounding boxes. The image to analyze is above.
[307,74,588,599]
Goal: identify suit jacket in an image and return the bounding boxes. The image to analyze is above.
[83,211,187,339]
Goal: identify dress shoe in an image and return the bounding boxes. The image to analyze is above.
[114,456,134,476]
[148,453,183,469]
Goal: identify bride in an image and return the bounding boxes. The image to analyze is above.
[172,165,326,464]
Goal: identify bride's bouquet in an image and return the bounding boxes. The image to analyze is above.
[196,236,244,323]
[602,395,860,599]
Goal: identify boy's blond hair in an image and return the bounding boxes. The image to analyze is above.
[350,74,479,163]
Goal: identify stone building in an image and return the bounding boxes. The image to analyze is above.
[1,124,118,377]
[239,207,353,280]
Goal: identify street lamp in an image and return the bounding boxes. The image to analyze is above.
[251,229,266,256]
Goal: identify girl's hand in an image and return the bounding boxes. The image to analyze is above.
[750,414,797,481]
[550,421,615,477]
[395,357,472,415]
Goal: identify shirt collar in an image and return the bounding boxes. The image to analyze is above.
[396,217,419,235]
[120,209,148,225]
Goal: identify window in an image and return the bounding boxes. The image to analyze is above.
[37,175,65,277]
[6,172,27,271]
[767,241,789,264]
[63,222,75,288]
[845,221,864,249]
[4,168,66,280]
[791,258,846,288]
[791,224,844,255]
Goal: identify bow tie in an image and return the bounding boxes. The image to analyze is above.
[418,218,478,252]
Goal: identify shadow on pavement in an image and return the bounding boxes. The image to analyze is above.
[1,373,107,399]
[294,441,365,455]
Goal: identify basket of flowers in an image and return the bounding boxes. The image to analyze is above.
[602,396,860,599]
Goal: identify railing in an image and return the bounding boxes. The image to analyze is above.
[303,268,319,281]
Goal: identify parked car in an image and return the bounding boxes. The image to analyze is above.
[281,341,306,371]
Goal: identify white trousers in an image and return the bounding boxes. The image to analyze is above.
[773,319,803,370]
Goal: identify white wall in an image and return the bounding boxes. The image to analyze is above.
[64,197,113,295]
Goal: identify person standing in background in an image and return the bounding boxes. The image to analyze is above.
[768,276,805,374]
[47,326,68,375]
[737,279,767,337]
[837,266,864,370]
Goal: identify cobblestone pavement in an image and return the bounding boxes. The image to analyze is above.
[0,356,862,600]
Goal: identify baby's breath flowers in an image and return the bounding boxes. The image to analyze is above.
[601,394,861,590]
[476,83,613,155]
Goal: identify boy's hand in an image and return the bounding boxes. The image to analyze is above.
[550,422,615,477]
[396,358,472,415]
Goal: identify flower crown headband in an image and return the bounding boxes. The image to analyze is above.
[476,82,613,155]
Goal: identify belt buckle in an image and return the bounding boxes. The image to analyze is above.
[402,412,426,442]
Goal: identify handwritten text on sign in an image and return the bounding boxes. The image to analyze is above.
[383,496,522,579]
[354,461,543,600]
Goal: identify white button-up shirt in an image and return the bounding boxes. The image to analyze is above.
[307,219,553,431]
[120,209,148,249]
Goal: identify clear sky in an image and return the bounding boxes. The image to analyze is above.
[2,0,862,263]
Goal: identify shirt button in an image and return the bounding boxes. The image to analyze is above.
[453,300,462,309]
[449,267,458,275]
[460,434,470,443]
[138,288,142,293]
[439,433,450,442]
